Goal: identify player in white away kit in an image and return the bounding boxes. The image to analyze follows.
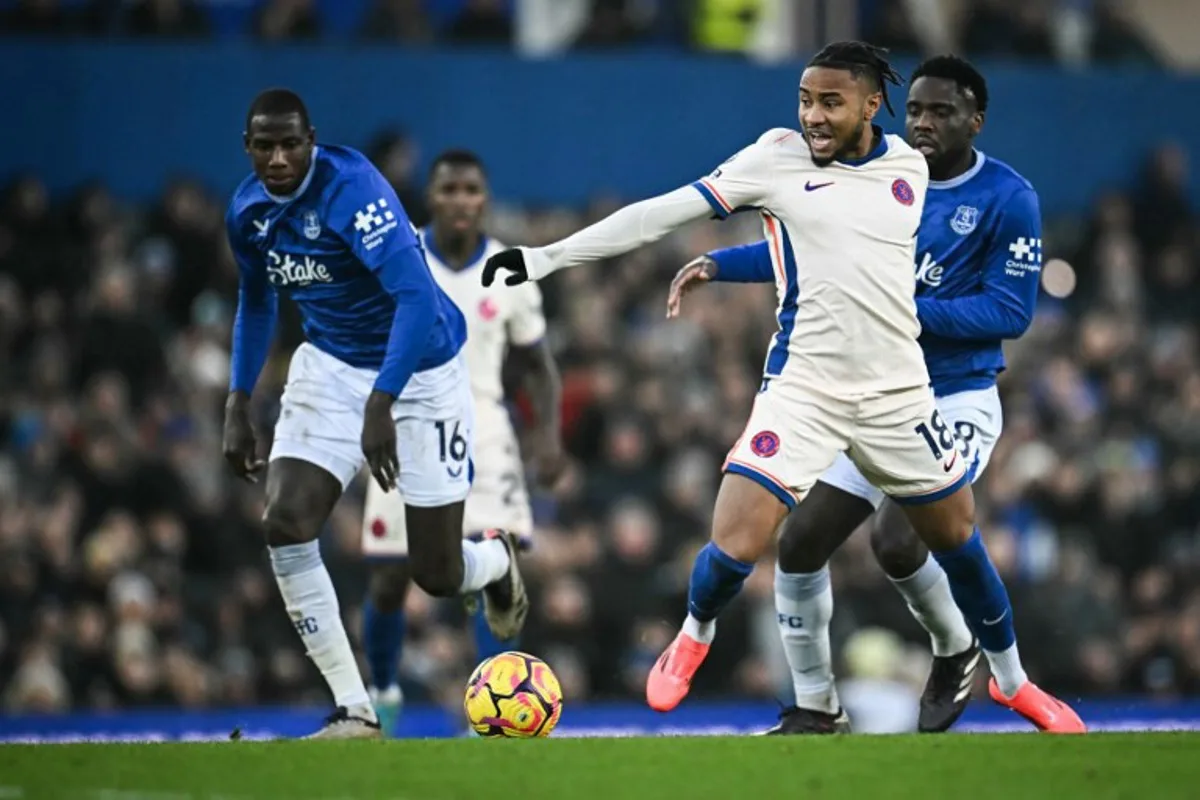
[483,42,1084,732]
[668,56,1077,734]
[360,151,563,733]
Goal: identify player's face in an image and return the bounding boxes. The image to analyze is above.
[799,67,881,166]
[905,77,983,168]
[244,112,315,196]
[428,164,488,237]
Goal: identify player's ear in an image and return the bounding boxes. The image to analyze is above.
[242,132,250,153]
[864,92,882,122]
[307,126,317,146]
[970,111,985,137]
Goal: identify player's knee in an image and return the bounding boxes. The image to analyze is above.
[711,478,788,563]
[412,569,461,598]
[870,521,927,579]
[409,553,463,598]
[904,485,976,551]
[262,500,318,548]
[776,516,829,574]
[939,489,976,544]
[369,563,411,612]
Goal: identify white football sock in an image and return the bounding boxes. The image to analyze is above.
[888,554,975,658]
[459,537,511,593]
[269,541,375,718]
[986,643,1028,698]
[775,565,840,714]
[682,613,716,645]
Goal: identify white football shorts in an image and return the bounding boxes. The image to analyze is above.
[723,375,970,508]
[270,342,474,507]
[818,385,1002,508]
[361,400,533,559]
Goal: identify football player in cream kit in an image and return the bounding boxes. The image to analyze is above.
[360,150,563,733]
[482,42,1083,732]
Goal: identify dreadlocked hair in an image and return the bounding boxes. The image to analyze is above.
[808,41,904,116]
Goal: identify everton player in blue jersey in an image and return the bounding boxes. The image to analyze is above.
[223,90,528,739]
[666,56,1083,734]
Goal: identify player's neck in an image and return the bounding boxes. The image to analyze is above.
[843,126,881,163]
[930,148,976,183]
[430,226,484,271]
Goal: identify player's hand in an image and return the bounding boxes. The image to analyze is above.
[531,431,568,490]
[362,391,399,492]
[222,394,265,483]
[482,249,529,287]
[666,255,718,319]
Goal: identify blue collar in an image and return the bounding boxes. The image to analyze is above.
[422,227,489,270]
[837,127,889,167]
[929,149,987,190]
[264,145,319,204]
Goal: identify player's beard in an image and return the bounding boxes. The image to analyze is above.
[832,119,868,163]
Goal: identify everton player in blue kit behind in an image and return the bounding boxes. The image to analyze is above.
[223,90,528,739]
[666,57,1084,734]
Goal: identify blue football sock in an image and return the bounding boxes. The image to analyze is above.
[362,598,405,692]
[932,528,1016,653]
[471,596,518,661]
[687,541,755,623]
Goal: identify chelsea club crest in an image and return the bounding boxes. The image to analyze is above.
[303,210,321,240]
[950,205,979,236]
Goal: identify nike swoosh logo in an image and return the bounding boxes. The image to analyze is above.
[805,181,834,192]
[982,608,1009,626]
[942,452,958,472]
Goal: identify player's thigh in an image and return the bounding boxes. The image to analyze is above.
[393,355,474,574]
[723,381,853,511]
[361,474,411,559]
[935,386,1003,482]
[464,435,533,545]
[711,472,792,563]
[270,343,371,491]
[777,476,877,573]
[719,383,852,561]
[263,457,344,547]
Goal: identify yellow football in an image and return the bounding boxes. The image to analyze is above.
[463,651,563,738]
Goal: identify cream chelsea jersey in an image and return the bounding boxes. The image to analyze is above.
[421,229,547,406]
[692,127,930,393]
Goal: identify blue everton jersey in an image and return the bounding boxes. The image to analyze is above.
[226,144,465,395]
[913,151,1042,395]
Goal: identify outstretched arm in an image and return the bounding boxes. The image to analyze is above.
[512,187,716,282]
[484,132,782,286]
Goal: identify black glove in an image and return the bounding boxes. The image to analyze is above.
[482,248,530,287]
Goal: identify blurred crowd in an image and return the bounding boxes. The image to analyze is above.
[0,115,1197,714]
[1,0,1166,67]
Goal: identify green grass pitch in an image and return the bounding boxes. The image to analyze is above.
[2,734,1197,800]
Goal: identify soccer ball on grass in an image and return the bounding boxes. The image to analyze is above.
[463,651,563,737]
